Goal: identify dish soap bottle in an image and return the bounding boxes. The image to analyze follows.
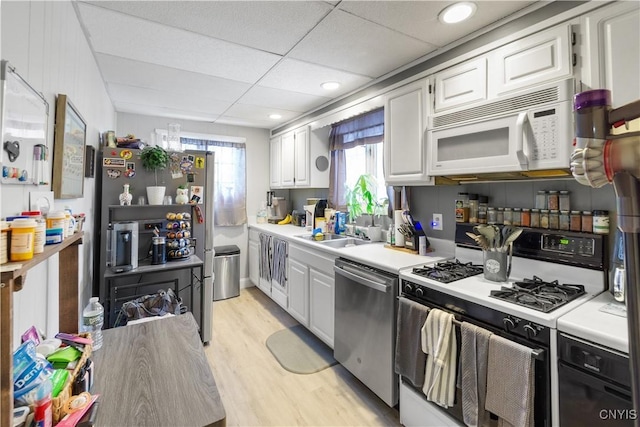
[257,201,268,224]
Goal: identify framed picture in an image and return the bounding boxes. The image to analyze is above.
[52,94,86,198]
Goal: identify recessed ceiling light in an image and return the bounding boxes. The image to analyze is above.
[439,2,477,24]
[321,81,341,91]
[269,114,282,120]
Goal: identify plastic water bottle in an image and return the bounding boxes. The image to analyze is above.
[82,297,104,350]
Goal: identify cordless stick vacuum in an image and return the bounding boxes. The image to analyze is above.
[571,90,640,421]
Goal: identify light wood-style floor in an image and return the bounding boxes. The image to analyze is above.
[205,286,401,427]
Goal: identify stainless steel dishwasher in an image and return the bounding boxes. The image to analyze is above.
[334,257,399,407]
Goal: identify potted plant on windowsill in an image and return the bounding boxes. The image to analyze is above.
[140,145,170,205]
[345,174,388,241]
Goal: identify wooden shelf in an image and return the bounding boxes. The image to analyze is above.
[1,231,84,427]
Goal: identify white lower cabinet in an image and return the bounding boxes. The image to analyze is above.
[309,268,335,348]
[287,243,336,348]
[288,257,309,326]
[400,381,462,427]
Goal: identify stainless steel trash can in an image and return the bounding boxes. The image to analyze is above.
[213,245,240,301]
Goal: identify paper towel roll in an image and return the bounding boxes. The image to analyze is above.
[394,210,405,247]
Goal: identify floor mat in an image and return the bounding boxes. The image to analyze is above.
[266,324,338,374]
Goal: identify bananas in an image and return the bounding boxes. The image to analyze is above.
[277,214,292,225]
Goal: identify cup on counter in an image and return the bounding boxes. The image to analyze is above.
[137,196,146,205]
[163,196,173,205]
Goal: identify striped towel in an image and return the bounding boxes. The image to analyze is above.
[421,308,457,408]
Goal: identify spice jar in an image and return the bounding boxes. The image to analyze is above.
[559,210,570,231]
[547,191,559,210]
[549,210,560,230]
[530,209,540,228]
[559,191,571,211]
[487,207,497,225]
[469,194,479,223]
[455,192,469,223]
[593,210,610,234]
[540,209,550,229]
[570,211,582,232]
[582,211,593,233]
[496,208,504,225]
[512,208,521,226]
[521,208,531,227]
[478,196,488,224]
[535,191,547,209]
[503,207,513,225]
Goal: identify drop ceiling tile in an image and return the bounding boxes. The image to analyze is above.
[225,103,299,123]
[77,2,281,83]
[82,1,335,55]
[238,86,330,112]
[96,54,251,102]
[258,58,372,97]
[108,83,232,115]
[288,9,437,77]
[338,1,539,47]
[115,102,219,123]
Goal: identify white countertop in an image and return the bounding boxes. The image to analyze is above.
[248,219,453,273]
[557,292,629,354]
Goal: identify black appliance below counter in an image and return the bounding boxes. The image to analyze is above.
[558,334,634,426]
[455,224,608,270]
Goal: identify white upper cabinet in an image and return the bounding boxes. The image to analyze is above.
[293,126,310,187]
[269,136,281,188]
[580,2,640,108]
[270,125,328,189]
[383,79,434,185]
[488,25,573,98]
[280,132,295,187]
[434,57,487,112]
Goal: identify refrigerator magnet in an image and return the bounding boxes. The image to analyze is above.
[120,149,133,160]
[195,157,205,168]
[103,158,125,167]
[107,169,121,179]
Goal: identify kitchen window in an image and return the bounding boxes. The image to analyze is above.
[181,135,247,227]
[154,129,247,226]
[329,108,387,211]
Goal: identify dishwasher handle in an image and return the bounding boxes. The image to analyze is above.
[334,264,394,293]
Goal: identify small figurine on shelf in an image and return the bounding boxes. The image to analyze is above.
[119,184,133,206]
[176,185,189,205]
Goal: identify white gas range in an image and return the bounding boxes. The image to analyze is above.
[396,226,608,427]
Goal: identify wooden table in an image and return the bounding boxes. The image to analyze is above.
[91,313,226,426]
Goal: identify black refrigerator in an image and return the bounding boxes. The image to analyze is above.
[94,146,215,342]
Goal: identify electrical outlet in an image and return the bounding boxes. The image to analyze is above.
[432,213,443,231]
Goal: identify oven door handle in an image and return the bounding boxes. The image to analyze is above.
[334,265,393,293]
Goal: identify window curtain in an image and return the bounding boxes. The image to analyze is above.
[328,107,384,210]
[181,138,247,226]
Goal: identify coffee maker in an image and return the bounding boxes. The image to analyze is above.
[109,221,139,273]
[266,191,288,223]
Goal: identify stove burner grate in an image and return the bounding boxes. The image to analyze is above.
[412,259,483,284]
[490,276,586,313]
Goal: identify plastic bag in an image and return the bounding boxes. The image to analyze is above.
[115,288,186,326]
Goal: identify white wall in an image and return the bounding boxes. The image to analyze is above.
[115,113,270,283]
[1,0,115,345]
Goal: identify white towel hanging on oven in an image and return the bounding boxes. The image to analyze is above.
[421,308,457,408]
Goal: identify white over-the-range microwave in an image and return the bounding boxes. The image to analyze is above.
[427,78,573,178]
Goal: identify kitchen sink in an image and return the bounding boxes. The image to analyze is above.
[319,238,372,248]
[294,233,347,241]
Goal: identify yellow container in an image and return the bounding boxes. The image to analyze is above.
[9,218,36,261]
[47,211,66,239]
[0,221,9,264]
